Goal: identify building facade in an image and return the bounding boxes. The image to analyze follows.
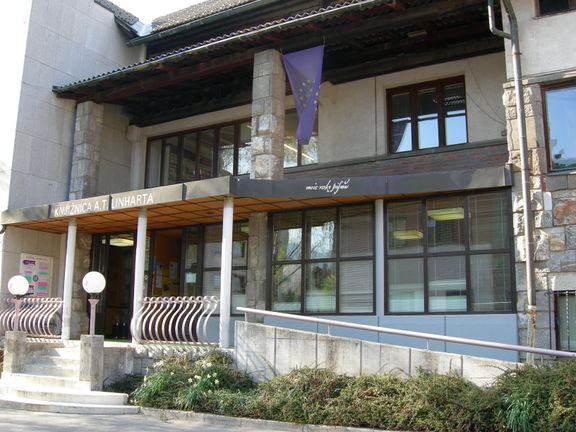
[1,0,575,361]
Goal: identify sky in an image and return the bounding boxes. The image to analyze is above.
[111,0,205,23]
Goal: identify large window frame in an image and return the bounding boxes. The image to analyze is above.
[543,81,576,171]
[385,190,515,315]
[269,204,375,315]
[537,0,576,16]
[387,76,468,154]
[145,119,252,188]
[145,112,319,188]
[145,222,249,315]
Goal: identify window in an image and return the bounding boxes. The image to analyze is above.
[146,113,319,188]
[555,291,576,351]
[271,204,374,314]
[146,120,252,188]
[543,83,576,171]
[538,0,576,15]
[386,191,513,314]
[183,222,249,314]
[388,77,467,153]
[284,111,319,167]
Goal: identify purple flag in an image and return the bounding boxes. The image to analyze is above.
[282,45,324,144]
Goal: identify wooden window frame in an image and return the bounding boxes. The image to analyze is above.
[387,76,468,154]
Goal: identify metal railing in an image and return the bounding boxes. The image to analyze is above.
[131,296,219,344]
[237,307,576,359]
[0,297,63,338]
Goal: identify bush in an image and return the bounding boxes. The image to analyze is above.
[494,360,576,432]
[127,353,576,432]
[322,374,406,429]
[244,368,350,424]
[130,350,255,411]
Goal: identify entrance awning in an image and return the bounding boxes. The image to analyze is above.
[0,166,510,234]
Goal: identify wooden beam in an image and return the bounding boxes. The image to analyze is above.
[325,36,503,84]
[90,50,257,103]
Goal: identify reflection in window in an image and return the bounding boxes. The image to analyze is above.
[180,222,248,314]
[544,84,576,171]
[556,292,576,351]
[284,111,318,167]
[271,205,374,314]
[386,191,512,314]
[388,77,467,153]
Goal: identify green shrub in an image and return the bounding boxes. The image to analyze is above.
[493,360,576,432]
[396,371,502,432]
[322,374,406,429]
[244,368,350,424]
[130,350,255,411]
[127,353,576,432]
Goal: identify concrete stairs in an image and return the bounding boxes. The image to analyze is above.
[0,343,139,414]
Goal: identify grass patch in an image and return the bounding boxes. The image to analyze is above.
[127,353,576,432]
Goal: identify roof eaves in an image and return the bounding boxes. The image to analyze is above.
[54,0,387,95]
[127,0,279,47]
[93,0,146,37]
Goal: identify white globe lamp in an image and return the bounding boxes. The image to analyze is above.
[82,271,106,335]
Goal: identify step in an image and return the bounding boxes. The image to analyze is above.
[0,383,128,405]
[0,373,91,391]
[21,363,79,379]
[41,347,80,360]
[31,354,80,369]
[0,395,140,415]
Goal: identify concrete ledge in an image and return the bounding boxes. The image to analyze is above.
[141,407,406,432]
[235,322,521,386]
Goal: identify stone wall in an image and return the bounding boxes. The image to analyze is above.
[505,80,576,351]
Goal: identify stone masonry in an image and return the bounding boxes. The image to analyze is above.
[69,101,104,200]
[246,49,286,320]
[505,81,576,351]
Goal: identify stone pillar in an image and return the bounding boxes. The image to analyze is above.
[127,125,146,190]
[247,212,268,322]
[251,49,285,181]
[247,49,286,320]
[80,334,104,391]
[69,101,104,200]
[504,83,553,352]
[3,331,27,374]
[72,233,92,338]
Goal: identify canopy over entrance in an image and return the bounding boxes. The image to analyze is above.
[1,166,510,234]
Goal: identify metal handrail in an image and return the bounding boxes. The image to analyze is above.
[237,307,576,359]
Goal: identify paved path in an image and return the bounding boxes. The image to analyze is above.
[0,408,289,432]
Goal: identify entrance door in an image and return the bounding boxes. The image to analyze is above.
[149,229,183,297]
[92,233,135,339]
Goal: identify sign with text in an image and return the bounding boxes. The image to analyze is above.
[50,197,109,218]
[110,184,184,210]
[20,253,53,297]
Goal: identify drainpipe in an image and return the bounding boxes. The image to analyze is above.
[488,0,537,363]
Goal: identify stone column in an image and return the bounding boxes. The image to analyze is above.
[69,101,104,200]
[251,49,285,181]
[247,49,286,320]
[504,83,553,352]
[2,331,27,374]
[80,334,104,391]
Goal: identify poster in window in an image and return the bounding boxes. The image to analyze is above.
[19,253,53,297]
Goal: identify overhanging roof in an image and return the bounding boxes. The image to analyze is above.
[1,167,511,234]
[54,0,502,127]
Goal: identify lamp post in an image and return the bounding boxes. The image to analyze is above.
[82,271,106,336]
[8,275,30,332]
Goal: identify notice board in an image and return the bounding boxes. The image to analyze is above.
[20,253,53,297]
